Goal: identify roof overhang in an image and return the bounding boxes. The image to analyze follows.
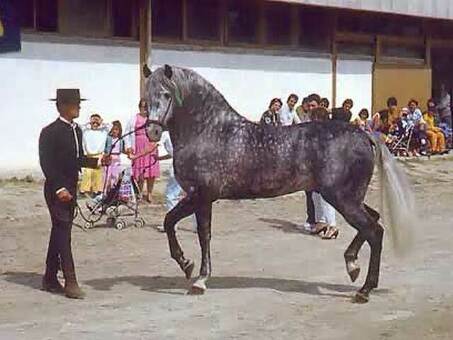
[271,0,453,21]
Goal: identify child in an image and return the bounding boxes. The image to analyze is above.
[103,121,128,192]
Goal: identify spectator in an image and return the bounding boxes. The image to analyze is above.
[371,97,399,143]
[296,97,310,123]
[155,131,197,233]
[310,107,338,239]
[320,97,330,110]
[280,94,301,126]
[103,121,128,192]
[423,100,447,154]
[427,98,440,126]
[125,99,160,203]
[300,93,321,232]
[437,84,452,128]
[353,109,372,133]
[331,99,353,122]
[260,98,282,126]
[80,113,110,197]
[404,99,427,156]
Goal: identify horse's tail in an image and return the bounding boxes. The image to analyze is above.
[372,136,416,256]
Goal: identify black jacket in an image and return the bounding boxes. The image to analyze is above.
[331,108,352,122]
[39,118,98,194]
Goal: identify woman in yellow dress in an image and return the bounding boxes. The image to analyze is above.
[423,99,447,154]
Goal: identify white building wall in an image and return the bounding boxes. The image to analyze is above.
[336,59,373,119]
[151,49,332,122]
[0,38,372,172]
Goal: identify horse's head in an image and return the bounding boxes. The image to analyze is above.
[143,64,184,141]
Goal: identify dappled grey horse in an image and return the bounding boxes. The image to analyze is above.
[144,65,415,303]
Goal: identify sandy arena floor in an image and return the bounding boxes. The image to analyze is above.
[0,156,452,340]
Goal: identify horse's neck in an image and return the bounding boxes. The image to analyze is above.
[173,87,249,138]
[170,106,246,145]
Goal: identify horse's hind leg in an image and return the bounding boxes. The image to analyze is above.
[189,197,213,295]
[365,204,380,222]
[344,234,365,283]
[344,204,380,283]
[164,195,196,280]
[339,204,384,303]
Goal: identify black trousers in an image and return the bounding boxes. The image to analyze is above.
[44,182,77,280]
[305,191,315,225]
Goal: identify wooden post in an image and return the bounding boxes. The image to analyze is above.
[258,1,266,45]
[139,0,152,97]
[290,4,300,47]
[182,0,188,41]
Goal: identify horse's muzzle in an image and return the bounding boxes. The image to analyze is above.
[146,123,163,142]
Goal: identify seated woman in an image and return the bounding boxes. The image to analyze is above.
[370,109,395,144]
[353,108,372,133]
[423,99,447,154]
[403,99,427,156]
[260,98,283,126]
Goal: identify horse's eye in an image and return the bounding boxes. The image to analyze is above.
[163,93,171,100]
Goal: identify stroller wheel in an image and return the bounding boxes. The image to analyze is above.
[134,217,146,228]
[84,221,94,230]
[115,219,127,230]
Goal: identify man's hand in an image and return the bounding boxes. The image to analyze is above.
[57,189,73,203]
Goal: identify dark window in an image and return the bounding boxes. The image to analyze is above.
[187,0,220,41]
[227,0,259,44]
[16,0,34,28]
[381,44,425,60]
[152,0,182,39]
[265,2,291,45]
[338,11,423,38]
[337,42,374,57]
[36,0,58,32]
[429,19,453,39]
[338,12,379,35]
[112,0,134,37]
[59,0,109,38]
[299,6,331,51]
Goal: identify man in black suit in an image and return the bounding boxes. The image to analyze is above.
[39,89,99,299]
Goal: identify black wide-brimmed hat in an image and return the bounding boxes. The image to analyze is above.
[49,89,87,103]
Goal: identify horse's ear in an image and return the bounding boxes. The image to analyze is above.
[164,64,173,79]
[143,64,152,78]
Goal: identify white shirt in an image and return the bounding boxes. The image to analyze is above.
[160,131,175,176]
[279,104,301,126]
[81,123,110,155]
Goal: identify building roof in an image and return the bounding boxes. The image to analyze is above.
[274,0,453,21]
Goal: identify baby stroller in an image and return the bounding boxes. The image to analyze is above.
[76,168,145,230]
[387,122,414,157]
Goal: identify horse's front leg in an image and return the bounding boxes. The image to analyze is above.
[189,199,212,295]
[164,195,196,280]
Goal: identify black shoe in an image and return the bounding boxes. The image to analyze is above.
[42,276,64,294]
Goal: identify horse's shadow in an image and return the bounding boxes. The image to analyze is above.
[85,275,362,299]
[259,218,312,235]
[2,272,390,299]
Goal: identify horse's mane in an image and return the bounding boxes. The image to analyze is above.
[171,66,255,125]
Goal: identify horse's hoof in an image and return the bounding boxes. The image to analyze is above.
[352,292,369,304]
[182,260,195,280]
[188,280,206,295]
[346,261,361,283]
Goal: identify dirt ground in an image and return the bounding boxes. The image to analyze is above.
[0,156,453,340]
